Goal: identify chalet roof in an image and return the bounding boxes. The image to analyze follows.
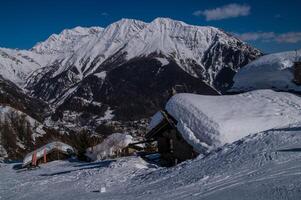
[22,141,75,167]
[146,110,176,139]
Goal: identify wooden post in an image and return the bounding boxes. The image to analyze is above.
[56,143,59,160]
[31,152,35,166]
[43,148,47,163]
[294,62,301,85]
[32,150,37,166]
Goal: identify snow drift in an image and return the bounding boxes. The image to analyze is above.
[231,50,301,92]
[85,133,133,161]
[150,90,301,153]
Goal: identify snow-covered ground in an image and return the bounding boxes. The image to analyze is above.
[1,126,301,200]
[231,50,301,92]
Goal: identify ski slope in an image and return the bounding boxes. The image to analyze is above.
[1,125,301,200]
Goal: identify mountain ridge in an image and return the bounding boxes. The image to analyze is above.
[0,17,262,133]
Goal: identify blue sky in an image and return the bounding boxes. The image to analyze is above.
[0,0,300,53]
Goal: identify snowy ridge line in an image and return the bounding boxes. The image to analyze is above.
[1,17,261,91]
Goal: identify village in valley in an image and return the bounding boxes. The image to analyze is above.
[1,1,301,199]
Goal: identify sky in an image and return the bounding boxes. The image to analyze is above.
[0,0,300,53]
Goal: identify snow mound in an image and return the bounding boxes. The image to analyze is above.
[231,50,301,92]
[163,90,301,153]
[86,133,133,161]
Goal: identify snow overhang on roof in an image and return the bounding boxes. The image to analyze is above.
[149,90,301,154]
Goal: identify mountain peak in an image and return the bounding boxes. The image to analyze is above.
[105,18,147,32]
[151,17,187,26]
[31,26,103,54]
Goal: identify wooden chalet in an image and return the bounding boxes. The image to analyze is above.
[145,110,198,166]
[22,141,75,168]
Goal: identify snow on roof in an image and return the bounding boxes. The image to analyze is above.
[85,133,133,161]
[231,50,301,92]
[149,90,301,153]
[22,141,75,167]
[148,111,165,131]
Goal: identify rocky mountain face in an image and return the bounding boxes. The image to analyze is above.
[0,76,50,159]
[0,75,49,122]
[0,18,262,159]
[26,18,261,120]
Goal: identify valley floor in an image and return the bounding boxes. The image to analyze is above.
[1,126,301,200]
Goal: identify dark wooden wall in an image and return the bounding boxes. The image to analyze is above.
[156,129,198,166]
[294,62,301,85]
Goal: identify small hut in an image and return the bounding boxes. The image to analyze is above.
[22,141,75,168]
[146,110,198,166]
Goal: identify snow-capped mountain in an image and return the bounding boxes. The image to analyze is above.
[26,18,261,92]
[0,18,261,129]
[0,48,52,86]
[32,26,103,55]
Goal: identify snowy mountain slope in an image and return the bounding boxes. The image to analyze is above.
[0,18,261,93]
[17,18,261,123]
[26,18,261,100]
[124,18,260,87]
[32,26,104,55]
[0,75,49,121]
[1,125,301,199]
[0,105,46,159]
[0,48,52,86]
[230,50,301,92]
[0,18,261,135]
[0,26,103,87]
[26,19,147,88]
